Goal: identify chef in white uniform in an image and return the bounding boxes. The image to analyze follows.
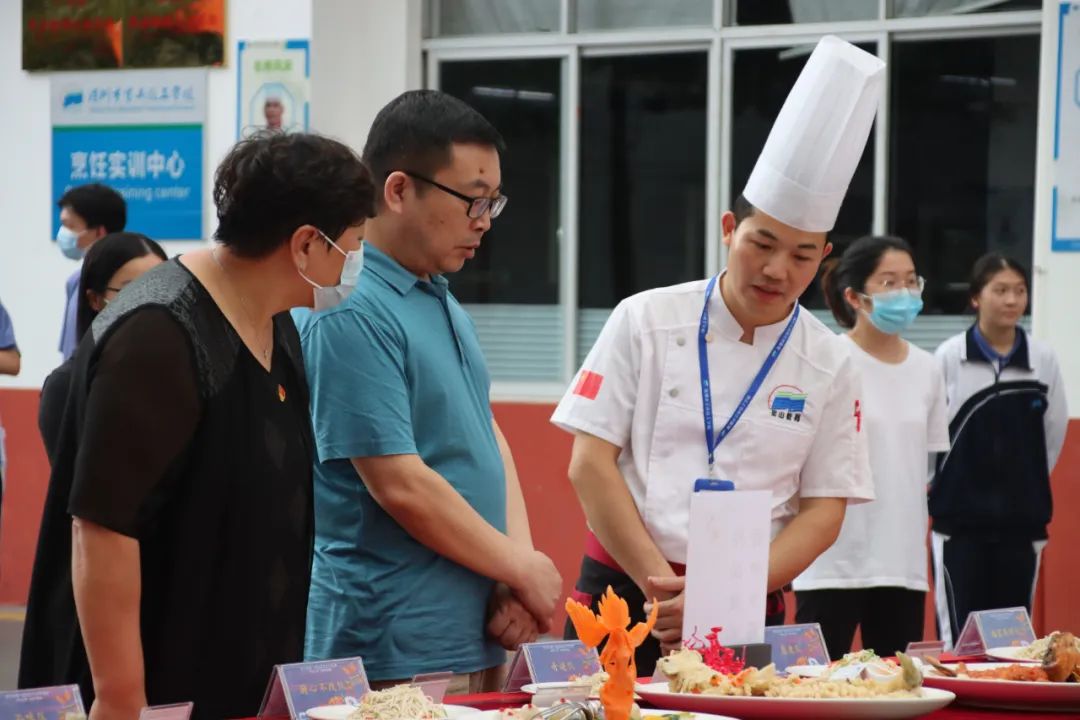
[551,36,882,674]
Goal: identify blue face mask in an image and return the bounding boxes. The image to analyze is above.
[56,226,86,260]
[863,289,924,334]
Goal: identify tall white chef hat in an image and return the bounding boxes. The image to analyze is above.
[742,36,885,233]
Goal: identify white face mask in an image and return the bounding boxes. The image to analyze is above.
[299,231,364,311]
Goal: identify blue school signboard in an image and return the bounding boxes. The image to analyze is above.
[51,68,206,241]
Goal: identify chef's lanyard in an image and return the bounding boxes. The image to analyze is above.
[699,274,799,476]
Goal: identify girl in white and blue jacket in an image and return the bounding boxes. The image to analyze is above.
[931,254,1067,648]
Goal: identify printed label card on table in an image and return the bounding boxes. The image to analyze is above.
[763,623,830,670]
[904,640,946,660]
[258,657,369,719]
[683,489,771,646]
[503,640,602,691]
[140,702,193,719]
[410,672,453,704]
[954,606,1036,656]
[0,684,85,720]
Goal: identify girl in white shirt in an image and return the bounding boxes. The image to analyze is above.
[794,235,950,660]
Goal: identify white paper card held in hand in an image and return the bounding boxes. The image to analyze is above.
[682,489,771,646]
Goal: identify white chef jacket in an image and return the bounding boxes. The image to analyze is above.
[552,277,874,565]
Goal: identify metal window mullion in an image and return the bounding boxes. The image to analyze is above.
[424,26,716,51]
[873,31,890,237]
[705,34,722,276]
[560,50,581,384]
[718,35,734,270]
[430,0,441,38]
[580,42,711,57]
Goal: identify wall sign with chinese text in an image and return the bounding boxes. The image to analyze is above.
[1053,2,1080,251]
[51,68,206,240]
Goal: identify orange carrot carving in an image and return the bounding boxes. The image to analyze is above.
[565,587,658,720]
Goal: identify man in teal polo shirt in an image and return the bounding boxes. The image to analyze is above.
[297,90,562,691]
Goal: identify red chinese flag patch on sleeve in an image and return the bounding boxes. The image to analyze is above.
[573,370,604,400]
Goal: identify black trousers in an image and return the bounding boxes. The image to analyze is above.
[931,533,1043,648]
[795,587,925,661]
[564,555,786,676]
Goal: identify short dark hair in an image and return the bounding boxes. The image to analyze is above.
[821,234,915,329]
[362,90,506,198]
[77,232,167,339]
[969,252,1029,306]
[58,183,126,233]
[213,131,375,259]
[733,194,755,226]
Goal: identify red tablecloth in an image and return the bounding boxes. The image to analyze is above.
[441,690,1074,719]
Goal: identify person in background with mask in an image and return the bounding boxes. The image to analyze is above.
[18,132,374,720]
[295,90,560,692]
[793,235,949,659]
[0,296,19,538]
[37,232,168,466]
[931,254,1067,649]
[55,183,126,360]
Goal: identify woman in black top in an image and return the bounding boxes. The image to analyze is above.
[19,131,374,720]
[38,232,167,466]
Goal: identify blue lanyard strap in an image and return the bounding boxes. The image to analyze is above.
[698,274,800,473]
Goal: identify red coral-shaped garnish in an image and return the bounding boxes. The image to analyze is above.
[684,626,746,675]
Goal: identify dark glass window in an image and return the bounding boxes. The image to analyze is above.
[578,52,708,309]
[441,59,561,304]
[731,0,877,25]
[889,35,1038,313]
[435,0,560,36]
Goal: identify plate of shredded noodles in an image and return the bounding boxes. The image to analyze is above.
[306,685,478,720]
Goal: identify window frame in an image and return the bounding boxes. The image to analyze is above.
[424,1,1042,401]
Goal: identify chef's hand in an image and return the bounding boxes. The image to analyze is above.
[645,575,686,657]
[487,583,540,650]
[511,549,563,634]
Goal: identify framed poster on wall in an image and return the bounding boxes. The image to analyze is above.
[23,0,225,71]
[236,39,310,138]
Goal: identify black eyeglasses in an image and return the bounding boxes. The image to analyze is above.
[403,171,508,219]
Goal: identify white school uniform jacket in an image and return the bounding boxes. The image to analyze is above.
[929,327,1068,541]
[551,278,874,565]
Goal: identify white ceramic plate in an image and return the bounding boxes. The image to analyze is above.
[465,711,738,720]
[520,682,596,696]
[306,703,478,720]
[634,681,955,719]
[984,645,1042,663]
[922,662,1080,711]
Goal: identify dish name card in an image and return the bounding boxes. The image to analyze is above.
[503,640,601,691]
[954,607,1036,656]
[139,702,193,719]
[763,623,830,669]
[259,657,369,719]
[0,685,85,720]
